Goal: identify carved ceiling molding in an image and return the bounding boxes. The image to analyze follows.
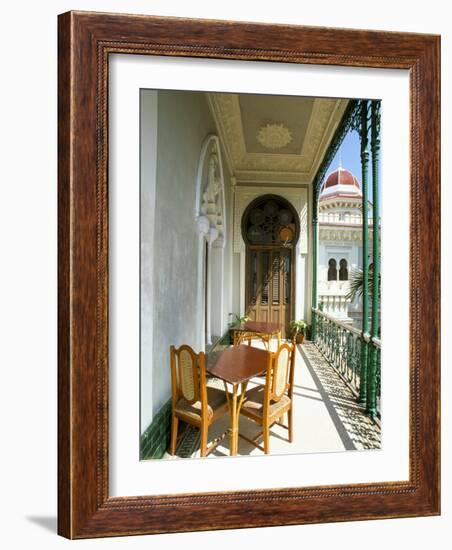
[307,100,348,179]
[207,93,348,183]
[207,93,246,171]
[235,170,310,184]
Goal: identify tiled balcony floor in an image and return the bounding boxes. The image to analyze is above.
[164,341,381,460]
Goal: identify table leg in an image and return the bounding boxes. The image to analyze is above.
[226,381,249,456]
[229,384,238,455]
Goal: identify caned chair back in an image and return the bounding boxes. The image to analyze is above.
[170,345,207,408]
[267,342,295,403]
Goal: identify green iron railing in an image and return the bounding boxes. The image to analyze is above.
[312,308,381,416]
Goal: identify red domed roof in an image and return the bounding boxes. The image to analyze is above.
[324,167,360,190]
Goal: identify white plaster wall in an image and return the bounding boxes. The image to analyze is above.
[148,91,217,419]
[231,252,242,318]
[294,253,308,321]
[141,90,234,425]
[209,247,222,339]
[140,90,158,433]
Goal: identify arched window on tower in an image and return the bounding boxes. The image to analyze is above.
[328,258,337,281]
[339,258,349,281]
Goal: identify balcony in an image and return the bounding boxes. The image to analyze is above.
[164,337,381,459]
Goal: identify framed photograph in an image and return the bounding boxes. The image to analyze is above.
[58,11,440,538]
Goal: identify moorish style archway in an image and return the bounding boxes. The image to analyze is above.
[241,195,300,338]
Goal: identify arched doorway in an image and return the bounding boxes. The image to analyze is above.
[241,195,300,338]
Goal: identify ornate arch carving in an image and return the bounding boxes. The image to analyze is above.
[195,134,226,248]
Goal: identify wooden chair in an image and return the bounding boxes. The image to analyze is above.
[238,342,296,454]
[233,331,256,347]
[234,330,273,350]
[169,345,229,457]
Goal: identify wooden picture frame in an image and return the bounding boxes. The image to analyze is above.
[58,11,440,538]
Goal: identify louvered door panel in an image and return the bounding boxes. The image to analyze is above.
[246,248,293,338]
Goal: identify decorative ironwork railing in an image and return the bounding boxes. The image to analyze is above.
[312,308,381,415]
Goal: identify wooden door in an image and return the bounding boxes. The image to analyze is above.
[245,248,293,338]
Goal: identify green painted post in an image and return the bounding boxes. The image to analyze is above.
[367,101,381,417]
[359,100,370,404]
[311,190,319,341]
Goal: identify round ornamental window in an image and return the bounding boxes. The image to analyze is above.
[247,225,264,243]
[278,208,293,225]
[242,195,300,247]
[250,208,265,225]
[263,200,279,217]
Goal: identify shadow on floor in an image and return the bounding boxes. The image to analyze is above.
[26,516,57,533]
[301,343,381,451]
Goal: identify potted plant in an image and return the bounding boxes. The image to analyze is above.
[228,313,251,328]
[228,313,251,344]
[290,319,307,345]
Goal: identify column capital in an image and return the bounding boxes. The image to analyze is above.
[371,100,381,155]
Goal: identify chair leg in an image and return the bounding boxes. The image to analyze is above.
[170,414,179,455]
[263,422,270,454]
[288,408,293,443]
[200,423,208,457]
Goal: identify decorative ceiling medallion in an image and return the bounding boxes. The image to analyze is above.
[207,93,347,178]
[256,123,293,150]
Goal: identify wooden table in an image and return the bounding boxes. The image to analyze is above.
[231,321,282,349]
[206,345,270,456]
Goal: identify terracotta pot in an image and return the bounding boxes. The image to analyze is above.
[292,332,304,345]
